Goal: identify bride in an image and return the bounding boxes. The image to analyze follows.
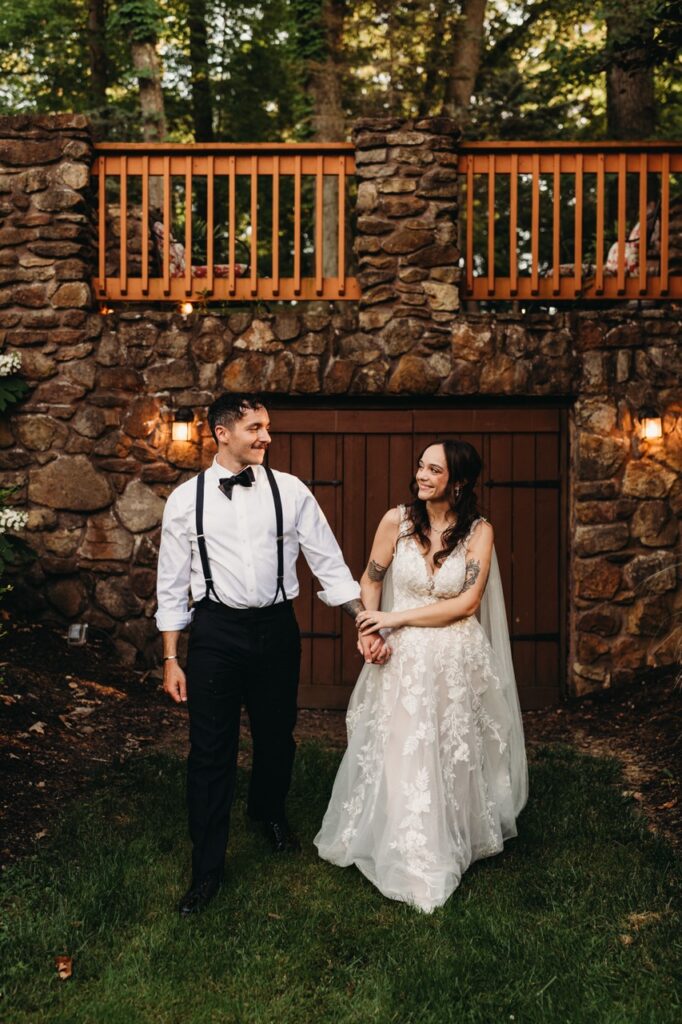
[314,439,528,913]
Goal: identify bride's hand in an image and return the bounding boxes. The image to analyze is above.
[356,610,400,635]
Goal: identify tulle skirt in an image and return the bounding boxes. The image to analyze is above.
[314,615,526,913]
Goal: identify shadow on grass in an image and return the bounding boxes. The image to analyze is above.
[1,743,680,1024]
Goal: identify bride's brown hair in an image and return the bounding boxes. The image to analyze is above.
[404,439,483,568]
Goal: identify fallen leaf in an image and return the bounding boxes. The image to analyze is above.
[267,912,283,920]
[35,830,48,840]
[658,799,678,810]
[626,911,666,930]
[55,955,73,981]
[619,934,634,946]
[28,721,46,735]
[77,679,127,701]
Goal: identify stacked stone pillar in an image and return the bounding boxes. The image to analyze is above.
[351,117,460,393]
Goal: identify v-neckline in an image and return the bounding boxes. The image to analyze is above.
[411,535,450,582]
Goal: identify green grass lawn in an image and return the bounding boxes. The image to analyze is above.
[1,743,680,1024]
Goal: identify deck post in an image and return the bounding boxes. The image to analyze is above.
[352,117,462,389]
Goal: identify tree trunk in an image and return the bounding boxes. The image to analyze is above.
[304,0,347,279]
[87,0,108,128]
[442,0,488,125]
[131,40,167,142]
[605,8,656,139]
[131,40,167,208]
[188,0,214,142]
[417,0,450,118]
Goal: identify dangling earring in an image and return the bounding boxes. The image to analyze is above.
[454,483,462,502]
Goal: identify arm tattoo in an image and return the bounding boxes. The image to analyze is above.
[461,559,481,594]
[340,598,364,620]
[367,559,388,582]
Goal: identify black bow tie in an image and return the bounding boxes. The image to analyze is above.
[219,467,255,500]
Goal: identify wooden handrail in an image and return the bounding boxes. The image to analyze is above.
[92,142,358,303]
[458,142,682,302]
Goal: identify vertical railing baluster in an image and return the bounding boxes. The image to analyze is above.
[315,155,324,296]
[553,153,561,296]
[574,152,583,296]
[531,152,540,295]
[228,155,236,296]
[250,155,258,296]
[660,152,670,295]
[98,156,106,297]
[487,153,495,296]
[596,152,605,294]
[294,155,302,296]
[185,155,193,296]
[120,155,128,295]
[466,154,474,295]
[616,152,626,294]
[141,155,149,295]
[337,155,346,296]
[163,156,171,296]
[206,155,214,295]
[638,152,647,296]
[510,153,518,296]
[272,155,280,297]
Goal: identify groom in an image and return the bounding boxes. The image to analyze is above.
[156,392,389,915]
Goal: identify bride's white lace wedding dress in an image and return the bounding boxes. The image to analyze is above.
[314,507,528,913]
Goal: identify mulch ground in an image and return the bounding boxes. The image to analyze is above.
[1,617,680,868]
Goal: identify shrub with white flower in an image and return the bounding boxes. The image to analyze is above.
[0,352,22,377]
[0,506,28,533]
[0,349,28,413]
[0,353,31,592]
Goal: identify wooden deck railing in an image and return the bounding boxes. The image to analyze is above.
[458,142,682,301]
[92,143,359,302]
[92,140,682,305]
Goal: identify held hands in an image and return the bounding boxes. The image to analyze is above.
[163,659,188,704]
[357,631,391,665]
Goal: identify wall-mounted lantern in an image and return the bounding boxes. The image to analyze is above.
[178,301,194,318]
[638,406,663,441]
[172,407,194,442]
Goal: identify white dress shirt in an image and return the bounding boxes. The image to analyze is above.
[155,457,361,632]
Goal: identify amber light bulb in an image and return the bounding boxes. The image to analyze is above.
[172,408,194,442]
[638,407,663,441]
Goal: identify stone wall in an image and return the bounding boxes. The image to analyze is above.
[0,114,679,694]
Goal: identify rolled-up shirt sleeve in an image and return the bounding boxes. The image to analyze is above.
[295,483,361,607]
[155,491,193,632]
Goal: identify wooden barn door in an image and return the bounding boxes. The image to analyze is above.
[268,406,566,711]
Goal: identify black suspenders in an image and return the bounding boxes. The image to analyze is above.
[195,468,287,607]
[195,470,218,602]
[264,465,287,605]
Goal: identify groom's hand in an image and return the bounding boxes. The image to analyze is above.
[357,633,391,665]
[163,660,187,704]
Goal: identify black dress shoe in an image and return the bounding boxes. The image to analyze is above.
[264,820,301,853]
[178,871,222,916]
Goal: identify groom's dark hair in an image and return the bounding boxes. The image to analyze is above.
[207,393,266,442]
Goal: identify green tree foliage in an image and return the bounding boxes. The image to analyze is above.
[0,0,679,139]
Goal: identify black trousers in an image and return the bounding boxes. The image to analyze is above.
[185,597,301,882]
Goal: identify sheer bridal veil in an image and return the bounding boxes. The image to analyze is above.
[477,547,528,816]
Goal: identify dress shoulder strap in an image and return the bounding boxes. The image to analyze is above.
[464,515,489,546]
[396,503,412,538]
